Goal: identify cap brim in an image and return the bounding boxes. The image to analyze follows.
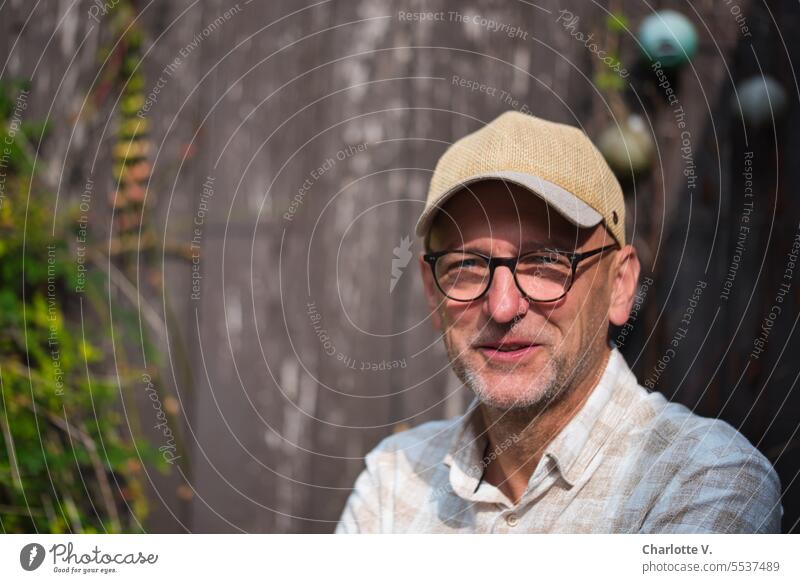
[415,170,603,238]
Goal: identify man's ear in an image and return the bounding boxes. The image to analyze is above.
[608,244,641,327]
[418,252,443,331]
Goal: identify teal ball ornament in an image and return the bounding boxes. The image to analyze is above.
[733,76,788,128]
[639,10,698,68]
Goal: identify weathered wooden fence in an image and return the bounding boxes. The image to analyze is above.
[2,0,799,532]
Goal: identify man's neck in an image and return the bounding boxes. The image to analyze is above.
[478,347,612,505]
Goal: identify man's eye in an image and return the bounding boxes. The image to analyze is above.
[456,259,481,268]
[441,257,486,275]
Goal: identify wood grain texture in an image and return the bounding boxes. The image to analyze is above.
[2,0,798,532]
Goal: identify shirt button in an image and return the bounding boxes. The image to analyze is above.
[506,513,519,527]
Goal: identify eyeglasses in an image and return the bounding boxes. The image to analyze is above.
[423,244,618,303]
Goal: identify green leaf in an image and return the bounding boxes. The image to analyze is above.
[607,12,629,33]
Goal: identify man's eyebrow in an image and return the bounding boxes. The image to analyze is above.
[448,238,576,253]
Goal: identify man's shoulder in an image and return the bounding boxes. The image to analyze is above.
[626,389,782,532]
[612,353,762,460]
[631,389,775,475]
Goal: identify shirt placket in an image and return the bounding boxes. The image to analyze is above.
[488,455,559,532]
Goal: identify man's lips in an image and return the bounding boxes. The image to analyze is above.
[474,341,541,363]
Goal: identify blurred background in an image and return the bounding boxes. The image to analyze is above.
[1,0,799,533]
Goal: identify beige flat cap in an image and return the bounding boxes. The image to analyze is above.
[415,111,625,247]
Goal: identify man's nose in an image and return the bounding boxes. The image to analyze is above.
[483,266,529,323]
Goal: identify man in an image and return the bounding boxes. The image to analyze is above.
[336,111,782,533]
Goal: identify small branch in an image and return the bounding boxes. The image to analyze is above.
[17,394,122,532]
[89,250,166,343]
[0,504,45,517]
[0,365,24,491]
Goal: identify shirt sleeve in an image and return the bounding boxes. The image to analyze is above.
[639,445,783,533]
[335,448,384,533]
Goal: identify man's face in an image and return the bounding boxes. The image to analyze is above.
[419,180,621,411]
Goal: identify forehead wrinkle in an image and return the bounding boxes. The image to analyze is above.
[434,212,582,252]
[427,180,590,252]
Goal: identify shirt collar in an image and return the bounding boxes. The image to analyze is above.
[442,396,495,501]
[442,348,635,494]
[544,348,631,486]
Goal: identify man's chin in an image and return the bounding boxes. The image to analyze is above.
[450,346,562,409]
[474,383,551,411]
[464,365,551,408]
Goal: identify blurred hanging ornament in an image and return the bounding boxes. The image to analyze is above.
[598,115,655,177]
[639,10,698,68]
[732,76,787,128]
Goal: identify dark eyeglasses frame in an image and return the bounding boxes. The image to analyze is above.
[423,243,618,303]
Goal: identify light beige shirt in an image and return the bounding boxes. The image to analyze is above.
[336,349,783,533]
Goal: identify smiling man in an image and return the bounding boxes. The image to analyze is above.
[336,111,782,533]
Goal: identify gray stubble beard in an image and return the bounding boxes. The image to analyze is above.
[444,330,583,412]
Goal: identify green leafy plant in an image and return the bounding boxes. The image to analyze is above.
[0,78,160,533]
